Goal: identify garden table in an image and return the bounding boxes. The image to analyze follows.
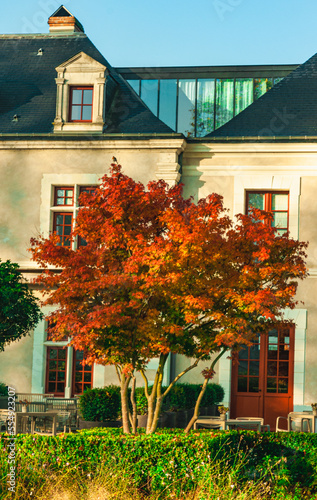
[194,417,226,430]
[15,411,58,435]
[288,412,317,432]
[225,418,262,431]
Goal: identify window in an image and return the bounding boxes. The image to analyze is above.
[45,347,93,397]
[55,187,74,206]
[73,350,93,395]
[53,52,107,133]
[52,185,97,248]
[246,191,289,235]
[69,87,93,122]
[46,347,67,396]
[53,213,73,247]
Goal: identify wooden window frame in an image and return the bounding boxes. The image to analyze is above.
[72,350,93,396]
[53,212,73,247]
[69,86,93,123]
[45,346,68,397]
[54,187,74,207]
[246,190,289,233]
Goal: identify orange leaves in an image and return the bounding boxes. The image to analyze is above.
[29,163,308,369]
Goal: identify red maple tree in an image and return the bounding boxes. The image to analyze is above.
[30,162,307,434]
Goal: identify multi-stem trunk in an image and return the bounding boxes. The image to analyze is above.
[184,348,227,433]
[140,355,202,434]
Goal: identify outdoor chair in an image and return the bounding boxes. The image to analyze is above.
[276,412,313,432]
[0,410,9,432]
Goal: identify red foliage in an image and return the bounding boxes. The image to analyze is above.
[29,163,308,369]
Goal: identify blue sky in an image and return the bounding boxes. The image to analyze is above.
[1,0,317,67]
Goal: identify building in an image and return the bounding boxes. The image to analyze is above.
[0,5,315,429]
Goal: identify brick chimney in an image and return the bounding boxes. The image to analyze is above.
[48,5,84,33]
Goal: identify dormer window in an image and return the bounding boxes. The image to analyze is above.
[69,87,93,122]
[53,52,108,134]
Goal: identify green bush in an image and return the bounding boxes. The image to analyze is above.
[1,430,317,499]
[135,386,149,415]
[0,383,7,396]
[79,385,121,421]
[166,383,224,411]
[133,383,224,414]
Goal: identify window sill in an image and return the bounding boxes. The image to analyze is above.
[53,121,104,134]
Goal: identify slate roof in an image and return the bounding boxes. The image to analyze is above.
[206,52,317,139]
[0,33,175,136]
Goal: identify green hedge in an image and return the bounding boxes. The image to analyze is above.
[1,430,317,498]
[80,383,224,420]
[79,386,121,421]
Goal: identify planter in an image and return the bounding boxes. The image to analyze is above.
[219,414,227,421]
[313,410,317,417]
[78,418,122,430]
[137,413,168,429]
[0,397,8,409]
[22,406,28,413]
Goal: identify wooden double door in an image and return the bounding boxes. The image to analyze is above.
[231,326,294,430]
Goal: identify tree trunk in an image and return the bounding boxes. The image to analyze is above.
[120,372,131,434]
[184,349,227,434]
[130,375,138,434]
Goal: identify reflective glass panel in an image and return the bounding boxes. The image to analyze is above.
[248,193,264,210]
[272,194,288,210]
[235,78,253,115]
[249,361,259,376]
[267,361,277,376]
[49,372,56,381]
[140,80,158,115]
[58,372,65,381]
[59,350,66,359]
[127,79,140,95]
[238,377,247,392]
[82,106,92,121]
[274,77,284,85]
[84,373,92,382]
[279,362,289,377]
[159,79,177,130]
[196,79,215,137]
[72,90,82,105]
[254,78,273,100]
[71,107,81,121]
[49,360,57,370]
[238,360,248,376]
[215,79,234,129]
[83,89,93,105]
[75,372,82,382]
[48,382,55,392]
[267,378,277,392]
[249,378,259,392]
[50,349,57,359]
[65,215,72,225]
[238,346,248,360]
[177,79,196,136]
[278,379,288,393]
[272,212,288,228]
[250,343,260,359]
[57,383,64,392]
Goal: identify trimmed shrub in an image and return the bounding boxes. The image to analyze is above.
[79,385,121,421]
[1,430,317,499]
[0,383,7,396]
